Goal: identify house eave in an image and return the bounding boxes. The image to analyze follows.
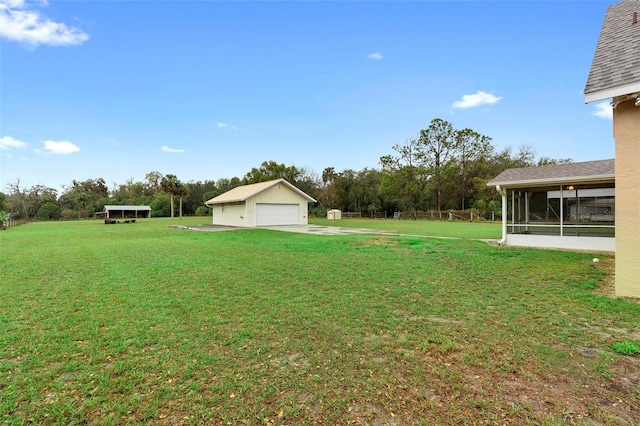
[204,198,243,206]
[585,81,640,104]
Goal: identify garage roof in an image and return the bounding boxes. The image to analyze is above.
[204,179,316,206]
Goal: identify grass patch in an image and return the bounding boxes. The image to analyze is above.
[612,341,640,356]
[310,217,502,239]
[1,218,638,424]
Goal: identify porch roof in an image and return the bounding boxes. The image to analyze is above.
[487,159,615,189]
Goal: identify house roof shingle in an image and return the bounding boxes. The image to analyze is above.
[584,0,640,102]
[204,178,316,205]
[487,159,615,188]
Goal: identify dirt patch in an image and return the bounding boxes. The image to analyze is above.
[592,256,640,304]
[593,256,616,298]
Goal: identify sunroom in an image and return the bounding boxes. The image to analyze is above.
[487,159,615,252]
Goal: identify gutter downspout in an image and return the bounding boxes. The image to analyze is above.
[496,185,507,246]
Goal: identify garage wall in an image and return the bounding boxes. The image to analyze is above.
[211,202,246,227]
[247,183,309,226]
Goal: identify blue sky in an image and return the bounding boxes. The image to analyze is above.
[1,0,617,193]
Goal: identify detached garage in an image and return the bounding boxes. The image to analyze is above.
[204,179,316,227]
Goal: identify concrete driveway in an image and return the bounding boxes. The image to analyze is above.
[172,224,395,236]
[260,224,396,235]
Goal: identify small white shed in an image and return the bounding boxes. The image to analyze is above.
[327,209,342,220]
[204,179,316,227]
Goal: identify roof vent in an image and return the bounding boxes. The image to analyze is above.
[634,11,638,24]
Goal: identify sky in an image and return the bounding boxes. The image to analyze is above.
[0,0,618,194]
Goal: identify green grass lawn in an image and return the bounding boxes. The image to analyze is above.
[1,219,639,425]
[310,217,502,240]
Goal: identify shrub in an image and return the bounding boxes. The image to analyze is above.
[150,195,171,217]
[61,209,78,221]
[195,206,209,216]
[37,202,62,220]
[612,341,640,356]
[310,206,328,218]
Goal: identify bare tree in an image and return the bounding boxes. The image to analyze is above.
[417,119,456,215]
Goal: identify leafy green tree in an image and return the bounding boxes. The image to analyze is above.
[5,180,58,219]
[536,156,573,166]
[351,168,382,213]
[144,171,164,196]
[37,202,61,220]
[0,192,7,211]
[453,128,493,210]
[243,161,301,184]
[291,167,321,203]
[150,195,171,217]
[182,180,217,215]
[379,138,430,217]
[59,178,107,217]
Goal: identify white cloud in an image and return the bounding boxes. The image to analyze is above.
[452,91,503,109]
[0,0,89,47]
[161,145,185,153]
[217,122,238,130]
[367,52,384,60]
[592,101,613,120]
[0,135,28,150]
[38,140,80,154]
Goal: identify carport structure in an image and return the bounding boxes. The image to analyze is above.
[488,159,615,252]
[104,205,152,219]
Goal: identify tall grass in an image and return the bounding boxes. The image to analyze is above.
[1,219,638,425]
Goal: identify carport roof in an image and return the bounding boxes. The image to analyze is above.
[487,159,615,188]
[104,205,151,211]
[204,178,316,205]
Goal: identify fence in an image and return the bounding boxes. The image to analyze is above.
[1,218,21,229]
[340,211,387,219]
[404,210,501,222]
[341,211,362,219]
[323,210,500,222]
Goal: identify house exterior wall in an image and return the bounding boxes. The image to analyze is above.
[245,183,309,226]
[211,202,246,227]
[613,99,640,298]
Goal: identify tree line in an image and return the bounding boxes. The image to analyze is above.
[0,118,570,222]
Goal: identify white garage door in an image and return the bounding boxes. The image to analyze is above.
[256,203,300,226]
